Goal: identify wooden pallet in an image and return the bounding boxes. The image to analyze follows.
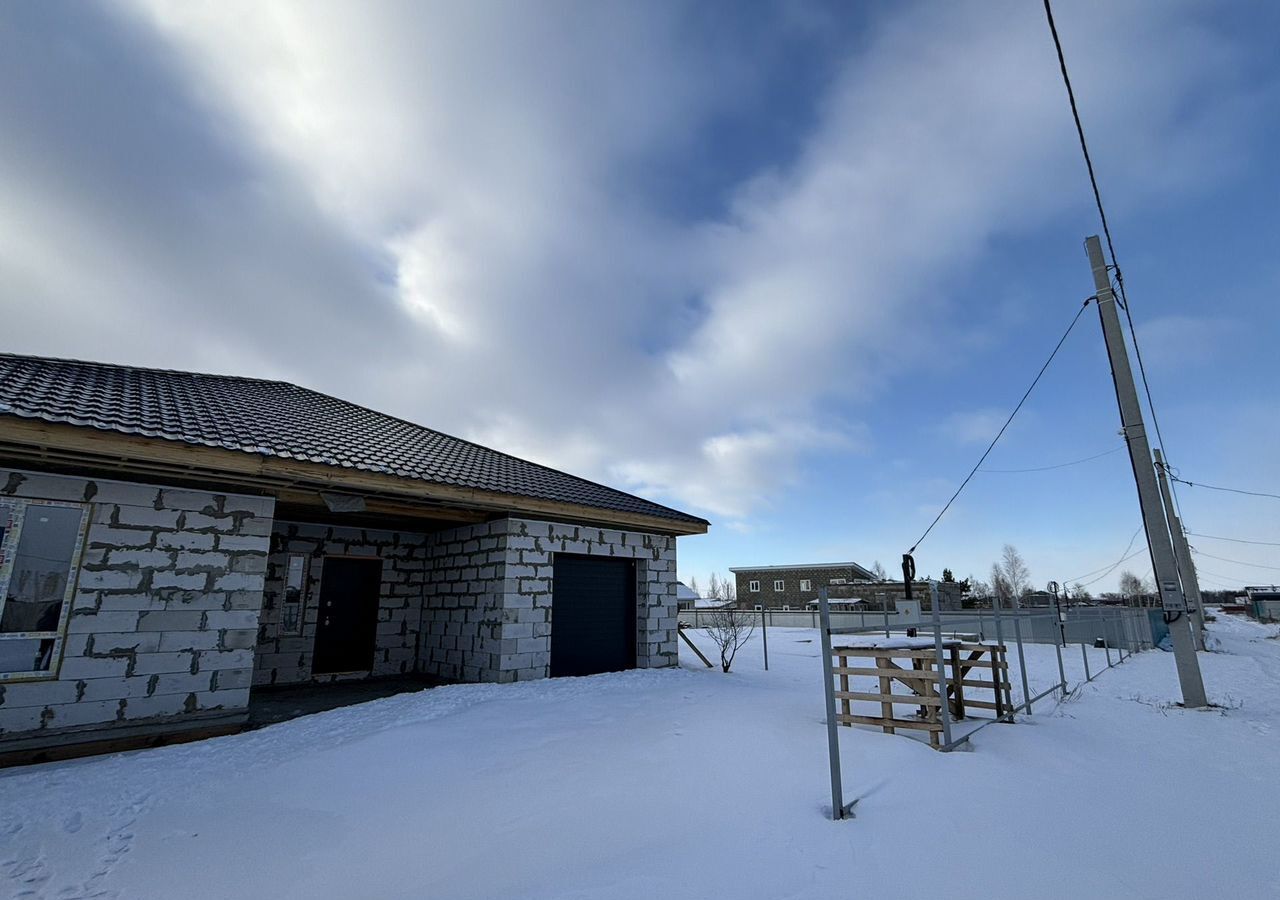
[830,642,1012,748]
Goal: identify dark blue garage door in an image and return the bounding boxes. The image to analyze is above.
[550,555,636,677]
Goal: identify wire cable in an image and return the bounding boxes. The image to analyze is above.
[1191,566,1256,586]
[1064,527,1145,587]
[1044,0,1186,523]
[978,444,1124,474]
[1190,549,1280,573]
[906,297,1092,554]
[1185,531,1280,548]
[1169,474,1280,502]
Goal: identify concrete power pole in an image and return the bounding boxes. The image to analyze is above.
[1154,447,1208,649]
[1085,235,1207,708]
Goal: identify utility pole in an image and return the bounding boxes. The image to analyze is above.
[1154,448,1207,649]
[1085,235,1207,708]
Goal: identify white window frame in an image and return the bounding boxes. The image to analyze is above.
[800,579,811,592]
[753,604,763,611]
[748,580,760,593]
[0,499,91,683]
[830,577,847,585]
[781,604,791,611]
[773,579,784,592]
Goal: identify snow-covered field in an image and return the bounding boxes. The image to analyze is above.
[3,615,1278,900]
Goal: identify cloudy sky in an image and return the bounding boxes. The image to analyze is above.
[3,0,1277,594]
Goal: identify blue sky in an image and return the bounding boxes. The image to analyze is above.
[2,1,1277,594]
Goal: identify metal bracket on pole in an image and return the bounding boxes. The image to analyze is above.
[1154,448,1207,650]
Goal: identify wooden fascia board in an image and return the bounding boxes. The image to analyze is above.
[0,417,709,536]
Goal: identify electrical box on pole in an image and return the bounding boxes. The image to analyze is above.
[1154,448,1207,649]
[1084,235,1207,708]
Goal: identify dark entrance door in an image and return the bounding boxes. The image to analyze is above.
[312,557,383,675]
[550,555,636,677]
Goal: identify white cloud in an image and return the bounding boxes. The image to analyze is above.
[937,409,1013,446]
[0,0,1259,527]
[1136,314,1241,371]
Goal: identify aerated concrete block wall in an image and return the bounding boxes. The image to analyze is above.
[0,468,273,740]
[417,519,511,683]
[254,522,429,686]
[418,517,679,684]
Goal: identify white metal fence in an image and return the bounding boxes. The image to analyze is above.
[679,605,1156,651]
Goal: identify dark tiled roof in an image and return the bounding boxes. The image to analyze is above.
[0,354,707,527]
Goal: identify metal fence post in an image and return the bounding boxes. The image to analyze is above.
[991,597,1006,659]
[1081,637,1091,682]
[928,581,954,748]
[818,589,848,820]
[1053,616,1067,698]
[761,607,769,672]
[1013,615,1032,715]
[883,603,890,639]
[1102,611,1113,667]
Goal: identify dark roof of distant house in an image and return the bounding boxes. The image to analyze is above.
[0,353,707,527]
[729,561,878,579]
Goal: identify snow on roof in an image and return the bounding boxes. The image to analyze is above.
[728,561,876,578]
[834,636,960,650]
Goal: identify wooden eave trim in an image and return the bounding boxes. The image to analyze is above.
[0,417,710,536]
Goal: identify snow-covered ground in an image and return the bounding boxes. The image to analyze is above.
[3,615,1278,900]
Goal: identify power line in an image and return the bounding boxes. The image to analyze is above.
[1064,526,1142,581]
[906,297,1093,554]
[1078,548,1149,589]
[1169,474,1280,502]
[1044,0,1185,521]
[1043,0,1119,294]
[1191,566,1254,586]
[1185,531,1280,548]
[1190,549,1280,573]
[1064,527,1146,587]
[978,444,1123,474]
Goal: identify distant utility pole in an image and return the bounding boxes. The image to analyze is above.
[1154,447,1207,649]
[1085,235,1207,708]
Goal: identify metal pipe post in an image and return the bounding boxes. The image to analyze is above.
[928,581,953,747]
[1013,615,1033,714]
[991,596,1006,659]
[817,588,847,820]
[761,607,769,671]
[1081,638,1091,682]
[1101,611,1113,667]
[1053,618,1067,698]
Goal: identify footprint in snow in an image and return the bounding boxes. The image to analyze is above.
[63,811,84,834]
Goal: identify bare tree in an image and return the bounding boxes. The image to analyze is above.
[1069,582,1092,602]
[991,544,1030,607]
[871,560,887,580]
[688,575,700,597]
[703,571,737,605]
[703,604,756,672]
[1118,570,1153,599]
[990,562,1013,606]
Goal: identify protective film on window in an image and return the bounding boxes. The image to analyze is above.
[280,553,308,635]
[0,500,89,680]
